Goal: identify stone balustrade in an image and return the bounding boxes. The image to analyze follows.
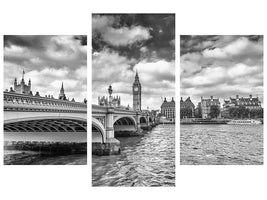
[4,91,87,113]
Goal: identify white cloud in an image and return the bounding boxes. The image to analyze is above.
[93,15,152,46]
[45,36,83,60]
[92,15,116,32]
[103,26,151,46]
[133,60,175,83]
[180,52,203,77]
[92,49,175,110]
[203,37,263,59]
[75,66,87,79]
[92,49,135,82]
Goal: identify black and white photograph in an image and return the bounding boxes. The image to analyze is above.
[180,35,263,165]
[92,14,175,186]
[1,0,267,200]
[3,35,87,165]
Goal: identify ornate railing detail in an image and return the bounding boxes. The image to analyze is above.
[4,92,87,113]
[95,117,105,127]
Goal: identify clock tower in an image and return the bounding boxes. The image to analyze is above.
[133,71,142,111]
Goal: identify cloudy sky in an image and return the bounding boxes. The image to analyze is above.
[4,35,87,102]
[180,35,263,106]
[92,14,175,110]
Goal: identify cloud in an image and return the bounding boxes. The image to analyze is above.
[203,37,263,59]
[92,48,175,109]
[180,35,263,106]
[103,26,152,46]
[92,14,175,109]
[4,35,87,102]
[93,15,152,46]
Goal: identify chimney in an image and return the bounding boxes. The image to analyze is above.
[211,96,213,100]
[249,94,252,98]
[172,97,174,102]
[236,95,239,100]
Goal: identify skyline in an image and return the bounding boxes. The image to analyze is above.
[4,35,87,102]
[180,35,263,107]
[92,14,175,110]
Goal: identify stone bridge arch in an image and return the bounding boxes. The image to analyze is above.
[113,115,136,126]
[92,117,106,143]
[113,115,137,133]
[4,116,87,143]
[4,115,87,124]
[140,116,147,124]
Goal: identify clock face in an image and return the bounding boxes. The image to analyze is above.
[134,87,138,92]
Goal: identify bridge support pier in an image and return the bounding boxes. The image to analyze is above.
[92,138,120,155]
[92,106,121,156]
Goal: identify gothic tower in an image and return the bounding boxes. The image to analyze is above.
[13,69,31,94]
[59,82,67,100]
[133,71,142,111]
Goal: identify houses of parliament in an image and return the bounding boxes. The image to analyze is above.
[6,70,86,103]
[98,71,175,121]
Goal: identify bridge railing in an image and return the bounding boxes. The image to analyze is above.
[4,92,87,113]
[92,104,139,116]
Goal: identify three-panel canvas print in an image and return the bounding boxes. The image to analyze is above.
[2,14,264,186]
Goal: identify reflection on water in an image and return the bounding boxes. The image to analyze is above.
[4,150,86,165]
[92,124,175,187]
[180,125,263,165]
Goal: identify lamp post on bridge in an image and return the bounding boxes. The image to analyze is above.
[108,85,113,106]
[106,85,115,141]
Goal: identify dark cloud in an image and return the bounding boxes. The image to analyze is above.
[92,14,175,62]
[74,35,87,46]
[4,35,48,49]
[92,14,175,110]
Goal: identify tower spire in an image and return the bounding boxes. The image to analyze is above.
[22,69,25,80]
[135,69,139,78]
[59,82,66,100]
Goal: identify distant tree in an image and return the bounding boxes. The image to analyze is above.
[229,106,250,119]
[229,107,238,118]
[250,108,263,119]
[194,109,202,118]
[238,106,249,119]
[180,107,193,118]
[210,105,220,118]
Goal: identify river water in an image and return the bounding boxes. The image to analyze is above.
[180,124,263,165]
[4,132,87,165]
[92,124,175,187]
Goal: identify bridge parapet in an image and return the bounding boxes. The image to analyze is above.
[4,92,87,113]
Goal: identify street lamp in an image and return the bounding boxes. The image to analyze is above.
[108,85,113,106]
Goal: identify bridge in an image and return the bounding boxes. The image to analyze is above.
[4,91,87,145]
[92,104,157,155]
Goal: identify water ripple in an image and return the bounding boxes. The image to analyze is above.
[92,124,175,186]
[180,125,263,165]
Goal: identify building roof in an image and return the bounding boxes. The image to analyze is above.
[161,99,175,108]
[181,97,195,108]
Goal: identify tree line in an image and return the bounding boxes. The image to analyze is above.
[181,105,263,119]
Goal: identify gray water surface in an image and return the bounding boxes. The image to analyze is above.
[180,124,263,165]
[92,124,175,186]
